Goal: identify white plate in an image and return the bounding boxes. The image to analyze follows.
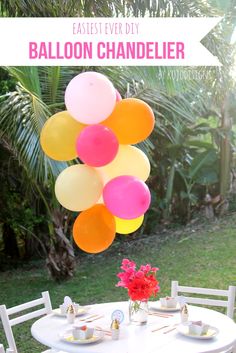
[149,301,180,312]
[59,329,104,344]
[52,306,89,317]
[177,324,219,340]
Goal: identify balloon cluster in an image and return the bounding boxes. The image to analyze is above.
[40,72,155,254]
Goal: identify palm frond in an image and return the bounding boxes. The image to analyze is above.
[0,85,66,185]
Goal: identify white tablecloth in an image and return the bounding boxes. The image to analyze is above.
[31,301,236,353]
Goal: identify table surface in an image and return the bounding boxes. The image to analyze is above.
[31,301,236,353]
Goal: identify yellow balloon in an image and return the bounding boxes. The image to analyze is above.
[115,215,144,234]
[96,145,150,182]
[40,111,85,161]
[55,165,103,211]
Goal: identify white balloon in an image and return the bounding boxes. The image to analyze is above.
[65,72,116,124]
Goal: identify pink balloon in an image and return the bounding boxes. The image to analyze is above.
[116,89,122,102]
[65,72,116,124]
[103,176,151,219]
[76,125,119,167]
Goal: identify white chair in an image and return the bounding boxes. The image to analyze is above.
[0,291,66,353]
[0,345,14,353]
[171,281,236,319]
[171,281,236,353]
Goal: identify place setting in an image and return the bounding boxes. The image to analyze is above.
[52,296,90,318]
[176,299,219,341]
[56,304,109,346]
[177,321,219,340]
[150,296,220,341]
[149,296,181,313]
[59,325,105,345]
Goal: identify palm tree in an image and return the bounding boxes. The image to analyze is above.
[0,67,78,280]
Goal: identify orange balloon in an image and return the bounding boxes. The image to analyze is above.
[102,98,155,144]
[73,204,116,254]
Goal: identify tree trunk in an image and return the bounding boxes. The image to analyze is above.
[219,95,232,213]
[46,209,76,281]
[46,227,76,281]
[163,159,176,220]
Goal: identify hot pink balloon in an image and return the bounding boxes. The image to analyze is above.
[76,125,119,167]
[65,72,116,124]
[116,89,122,102]
[103,176,151,219]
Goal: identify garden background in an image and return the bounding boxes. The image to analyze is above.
[0,1,236,352]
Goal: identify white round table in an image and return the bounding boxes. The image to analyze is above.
[31,301,236,353]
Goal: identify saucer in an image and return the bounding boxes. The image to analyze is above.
[53,306,89,317]
[59,328,104,344]
[149,301,180,312]
[177,324,219,340]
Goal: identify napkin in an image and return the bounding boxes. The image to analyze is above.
[60,296,80,315]
[64,296,73,306]
[177,296,187,307]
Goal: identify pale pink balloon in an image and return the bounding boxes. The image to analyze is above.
[103,176,151,219]
[65,72,116,124]
[76,125,119,167]
[116,89,122,102]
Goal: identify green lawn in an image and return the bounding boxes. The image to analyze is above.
[0,213,236,352]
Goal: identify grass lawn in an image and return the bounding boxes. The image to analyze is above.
[0,212,236,352]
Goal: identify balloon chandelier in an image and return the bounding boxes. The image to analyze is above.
[40,71,155,254]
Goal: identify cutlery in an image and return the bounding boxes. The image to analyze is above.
[149,312,173,318]
[149,311,173,316]
[163,324,178,334]
[151,325,169,332]
[86,315,104,322]
[79,314,99,321]
[95,327,112,336]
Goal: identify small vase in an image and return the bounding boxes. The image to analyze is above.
[129,300,148,325]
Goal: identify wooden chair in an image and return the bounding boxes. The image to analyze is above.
[171,281,236,318]
[0,291,66,353]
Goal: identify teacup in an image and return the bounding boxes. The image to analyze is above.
[72,325,94,340]
[160,296,177,308]
[188,321,209,336]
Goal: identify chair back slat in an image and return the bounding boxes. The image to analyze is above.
[171,281,236,319]
[177,285,228,297]
[0,291,52,353]
[9,308,48,327]
[7,298,44,316]
[182,296,228,307]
